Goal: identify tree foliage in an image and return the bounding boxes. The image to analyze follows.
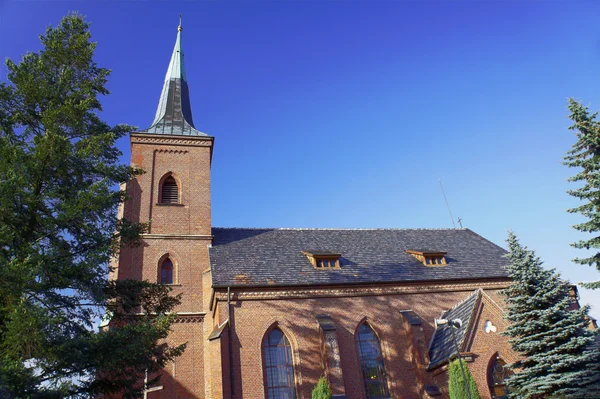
[448,359,481,399]
[311,376,331,399]
[564,98,600,288]
[0,14,184,398]
[502,232,600,399]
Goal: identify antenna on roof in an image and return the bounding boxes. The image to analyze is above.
[438,178,457,228]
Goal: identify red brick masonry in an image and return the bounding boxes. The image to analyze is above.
[114,134,518,399]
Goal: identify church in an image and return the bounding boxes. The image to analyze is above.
[113,20,518,399]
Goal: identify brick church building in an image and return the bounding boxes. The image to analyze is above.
[113,21,519,399]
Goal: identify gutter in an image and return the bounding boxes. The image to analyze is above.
[227,286,235,399]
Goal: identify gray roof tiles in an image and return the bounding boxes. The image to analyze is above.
[427,289,482,369]
[209,228,509,288]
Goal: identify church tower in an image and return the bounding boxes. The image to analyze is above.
[115,18,214,397]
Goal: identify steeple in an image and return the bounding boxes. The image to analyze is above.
[142,16,205,136]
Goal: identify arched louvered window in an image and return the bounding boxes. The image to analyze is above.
[160,176,179,204]
[262,328,296,399]
[489,357,512,399]
[160,258,173,284]
[356,323,390,399]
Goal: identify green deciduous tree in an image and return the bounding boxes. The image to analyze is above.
[502,232,600,399]
[564,98,600,289]
[311,376,331,399]
[448,359,481,399]
[0,14,184,398]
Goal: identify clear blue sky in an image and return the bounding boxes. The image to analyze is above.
[2,1,600,317]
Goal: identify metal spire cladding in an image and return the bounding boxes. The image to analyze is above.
[142,16,206,136]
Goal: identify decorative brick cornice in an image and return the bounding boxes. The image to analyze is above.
[142,234,213,240]
[174,312,206,323]
[214,280,510,302]
[156,148,189,154]
[131,133,213,147]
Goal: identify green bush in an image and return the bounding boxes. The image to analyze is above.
[312,376,332,399]
[448,359,481,399]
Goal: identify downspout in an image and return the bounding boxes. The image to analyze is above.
[227,286,234,399]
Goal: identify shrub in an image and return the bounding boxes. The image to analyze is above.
[448,359,481,399]
[312,376,332,399]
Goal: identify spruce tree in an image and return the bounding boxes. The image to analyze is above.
[564,98,600,288]
[448,359,481,399]
[0,14,184,397]
[502,232,600,399]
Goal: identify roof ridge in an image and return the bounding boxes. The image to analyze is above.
[441,288,481,318]
[212,227,468,231]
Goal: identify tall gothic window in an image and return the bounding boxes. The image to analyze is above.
[489,356,512,399]
[356,323,390,399]
[160,258,174,284]
[160,175,179,204]
[262,328,296,399]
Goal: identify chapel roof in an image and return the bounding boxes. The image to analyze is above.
[427,289,481,369]
[209,228,509,288]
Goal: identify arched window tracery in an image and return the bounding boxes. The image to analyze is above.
[262,327,296,399]
[356,323,390,399]
[489,356,512,399]
[160,257,174,284]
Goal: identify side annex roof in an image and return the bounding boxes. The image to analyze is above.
[427,288,507,369]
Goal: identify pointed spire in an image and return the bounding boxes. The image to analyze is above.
[142,15,205,136]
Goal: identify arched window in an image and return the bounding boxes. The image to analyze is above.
[489,356,512,399]
[262,328,296,399]
[160,175,179,204]
[160,258,174,284]
[356,323,390,399]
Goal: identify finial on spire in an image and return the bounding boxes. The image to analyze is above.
[141,12,206,136]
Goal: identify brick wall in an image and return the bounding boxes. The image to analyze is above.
[115,133,518,399]
[462,293,519,399]
[126,134,213,236]
[212,283,516,399]
[116,134,214,399]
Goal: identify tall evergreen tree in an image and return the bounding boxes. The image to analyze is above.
[448,359,481,399]
[0,14,184,398]
[564,98,600,288]
[502,232,600,399]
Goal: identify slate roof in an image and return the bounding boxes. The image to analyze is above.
[209,228,509,288]
[427,289,481,369]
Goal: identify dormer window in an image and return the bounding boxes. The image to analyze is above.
[406,249,447,267]
[302,251,341,269]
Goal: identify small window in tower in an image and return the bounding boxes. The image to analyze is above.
[406,250,447,267]
[160,176,179,204]
[160,258,174,284]
[302,251,341,269]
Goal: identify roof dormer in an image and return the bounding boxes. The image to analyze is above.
[302,251,341,269]
[406,249,447,267]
